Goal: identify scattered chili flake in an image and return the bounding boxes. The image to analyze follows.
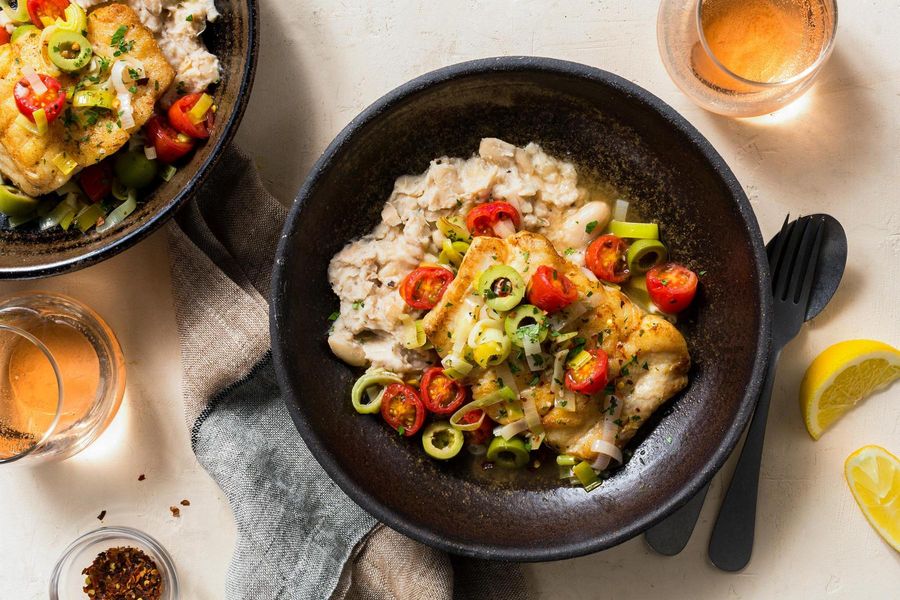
[179,499,190,507]
[138,474,145,481]
[169,506,180,518]
[82,546,163,600]
[96,510,106,521]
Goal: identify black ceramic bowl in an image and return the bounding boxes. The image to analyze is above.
[0,0,258,279]
[271,57,772,561]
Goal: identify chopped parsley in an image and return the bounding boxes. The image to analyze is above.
[186,14,194,22]
[397,426,405,436]
[563,248,575,256]
[327,312,340,321]
[631,415,642,421]
[529,375,540,386]
[585,220,599,234]
[111,26,134,56]
[698,270,707,276]
[111,26,127,47]
[642,361,649,370]
[351,300,364,310]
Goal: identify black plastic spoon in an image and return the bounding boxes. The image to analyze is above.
[644,214,846,557]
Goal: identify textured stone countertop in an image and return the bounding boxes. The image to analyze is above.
[1,2,898,598]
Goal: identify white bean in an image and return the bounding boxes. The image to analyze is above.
[557,201,611,250]
[328,330,367,367]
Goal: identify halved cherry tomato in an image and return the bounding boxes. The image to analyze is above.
[461,409,494,446]
[14,74,65,123]
[646,262,698,314]
[27,0,69,29]
[465,201,521,237]
[420,366,467,415]
[0,29,10,46]
[168,92,214,139]
[144,115,195,164]
[380,383,425,436]
[527,265,577,313]
[399,266,454,310]
[565,348,609,395]
[77,162,113,202]
[585,234,630,283]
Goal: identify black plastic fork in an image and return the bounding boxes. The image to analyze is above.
[707,215,826,571]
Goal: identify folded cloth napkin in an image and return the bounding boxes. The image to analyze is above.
[166,146,532,600]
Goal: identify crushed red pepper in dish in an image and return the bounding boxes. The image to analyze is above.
[81,546,162,600]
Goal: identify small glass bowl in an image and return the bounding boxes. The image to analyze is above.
[50,527,179,600]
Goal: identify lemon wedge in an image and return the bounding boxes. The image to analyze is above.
[844,445,900,552]
[800,340,900,440]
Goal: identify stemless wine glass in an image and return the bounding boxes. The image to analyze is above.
[658,0,838,117]
[0,292,126,465]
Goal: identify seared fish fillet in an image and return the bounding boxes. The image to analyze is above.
[423,231,690,461]
[0,3,174,196]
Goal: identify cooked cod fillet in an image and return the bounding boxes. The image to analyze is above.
[423,231,691,461]
[0,3,174,196]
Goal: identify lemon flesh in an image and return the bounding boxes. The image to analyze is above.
[844,445,900,553]
[800,340,900,440]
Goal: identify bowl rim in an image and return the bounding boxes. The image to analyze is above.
[49,525,179,599]
[270,56,773,561]
[0,0,261,280]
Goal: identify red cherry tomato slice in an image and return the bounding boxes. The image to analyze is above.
[77,162,113,203]
[419,367,467,415]
[564,348,609,395]
[461,409,493,446]
[144,115,195,164]
[646,262,698,314]
[527,265,578,313]
[27,0,69,29]
[399,266,454,310]
[0,29,10,46]
[380,383,425,436]
[14,74,65,123]
[465,201,521,237]
[167,92,214,139]
[585,234,630,283]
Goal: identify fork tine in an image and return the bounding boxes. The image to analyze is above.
[792,216,825,305]
[769,216,795,295]
[774,216,809,300]
[767,214,791,268]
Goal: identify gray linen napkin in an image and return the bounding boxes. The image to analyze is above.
[166,146,532,600]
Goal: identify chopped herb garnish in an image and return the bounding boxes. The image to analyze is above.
[698,270,707,276]
[585,220,598,234]
[563,248,575,256]
[529,375,540,386]
[186,14,194,21]
[397,426,405,436]
[351,300,364,310]
[327,311,340,321]
[111,26,127,47]
[631,415,641,421]
[642,361,649,370]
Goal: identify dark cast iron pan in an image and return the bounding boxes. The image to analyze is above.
[0,0,259,279]
[270,57,772,561]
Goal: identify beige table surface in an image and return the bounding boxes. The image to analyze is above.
[2,1,899,598]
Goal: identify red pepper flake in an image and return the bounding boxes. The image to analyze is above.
[82,546,163,600]
[138,474,145,481]
[179,499,190,506]
[169,506,180,518]
[97,510,106,521]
